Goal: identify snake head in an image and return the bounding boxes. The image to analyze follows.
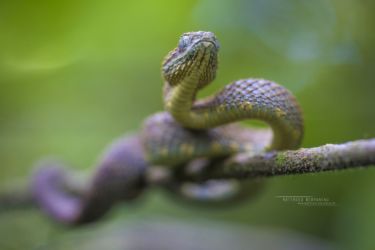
[162,31,219,88]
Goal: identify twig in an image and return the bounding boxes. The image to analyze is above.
[193,139,375,180]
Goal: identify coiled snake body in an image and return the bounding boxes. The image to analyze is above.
[32,31,303,225]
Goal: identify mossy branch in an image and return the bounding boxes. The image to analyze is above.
[191,138,375,181]
[1,138,374,225]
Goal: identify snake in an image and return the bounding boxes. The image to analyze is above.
[32,31,304,225]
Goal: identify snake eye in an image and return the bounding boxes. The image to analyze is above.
[178,35,190,51]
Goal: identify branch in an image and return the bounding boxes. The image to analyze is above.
[193,138,375,180]
[0,183,34,211]
[0,138,374,224]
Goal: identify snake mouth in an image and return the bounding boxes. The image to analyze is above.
[189,39,219,53]
[197,37,219,46]
[202,41,216,48]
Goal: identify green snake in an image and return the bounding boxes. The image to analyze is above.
[32,31,303,225]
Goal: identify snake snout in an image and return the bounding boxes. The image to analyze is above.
[195,35,220,51]
[162,31,219,87]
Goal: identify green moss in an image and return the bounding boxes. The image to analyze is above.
[275,153,287,167]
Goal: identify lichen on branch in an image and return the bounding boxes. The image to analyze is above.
[197,139,375,180]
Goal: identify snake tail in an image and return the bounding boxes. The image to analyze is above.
[32,136,147,225]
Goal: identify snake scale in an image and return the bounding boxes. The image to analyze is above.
[32,31,304,225]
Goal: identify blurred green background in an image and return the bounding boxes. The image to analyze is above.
[0,0,374,249]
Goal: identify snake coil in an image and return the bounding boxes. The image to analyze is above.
[32,31,304,225]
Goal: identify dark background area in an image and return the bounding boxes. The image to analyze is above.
[0,0,374,249]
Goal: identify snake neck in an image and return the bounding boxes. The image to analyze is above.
[164,78,303,150]
[164,76,197,117]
